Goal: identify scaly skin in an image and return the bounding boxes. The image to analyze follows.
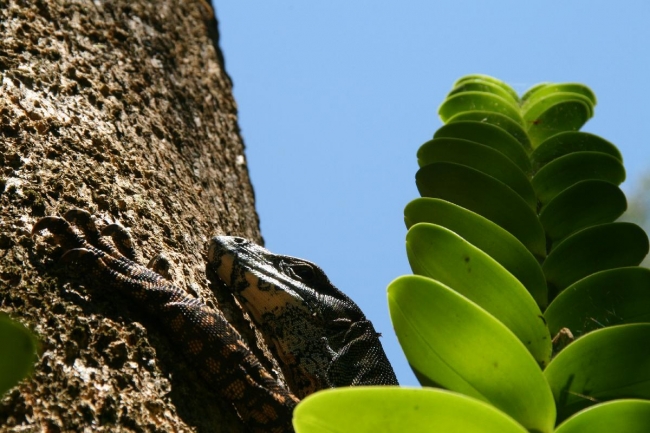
[33,209,398,431]
[207,236,398,398]
[32,210,297,433]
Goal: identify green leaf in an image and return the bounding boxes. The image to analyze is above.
[416,138,536,208]
[531,131,622,172]
[293,387,529,433]
[448,81,519,105]
[416,162,546,260]
[539,180,627,244]
[0,314,37,396]
[388,275,556,433]
[404,198,548,307]
[434,121,531,174]
[521,83,597,108]
[526,100,592,147]
[554,400,650,433]
[439,91,523,125]
[446,111,532,152]
[544,267,650,337]
[532,151,626,205]
[453,74,519,102]
[542,222,649,298]
[406,223,551,365]
[520,82,549,102]
[544,324,650,422]
[523,92,594,121]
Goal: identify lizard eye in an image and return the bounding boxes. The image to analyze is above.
[288,263,316,282]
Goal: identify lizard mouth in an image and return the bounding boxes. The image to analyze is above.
[207,236,244,286]
[207,236,300,319]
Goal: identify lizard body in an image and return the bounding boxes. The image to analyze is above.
[32,210,397,432]
[207,236,398,398]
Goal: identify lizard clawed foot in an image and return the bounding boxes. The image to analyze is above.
[100,220,172,279]
[33,210,299,432]
[101,223,138,261]
[62,208,102,246]
[64,209,139,263]
[33,210,168,288]
[32,215,88,251]
[33,214,256,411]
[146,253,173,280]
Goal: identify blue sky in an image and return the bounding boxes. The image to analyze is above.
[214,2,650,386]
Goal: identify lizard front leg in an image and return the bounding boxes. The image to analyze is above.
[32,210,298,433]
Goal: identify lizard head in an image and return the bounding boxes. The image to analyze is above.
[206,236,375,397]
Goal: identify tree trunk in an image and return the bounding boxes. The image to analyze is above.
[0,1,265,431]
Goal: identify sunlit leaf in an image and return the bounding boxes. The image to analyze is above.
[554,400,650,433]
[448,81,518,105]
[405,223,551,364]
[544,324,650,422]
[293,387,529,433]
[523,92,593,121]
[526,100,592,146]
[521,83,596,108]
[388,275,556,433]
[439,91,523,126]
[453,74,519,102]
[404,198,548,307]
[446,111,532,152]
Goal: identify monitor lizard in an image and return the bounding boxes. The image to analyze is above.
[32,209,398,432]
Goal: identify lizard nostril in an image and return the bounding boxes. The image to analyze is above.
[233,237,246,244]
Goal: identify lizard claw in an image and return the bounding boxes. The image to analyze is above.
[32,216,70,237]
[46,209,133,262]
[63,208,101,245]
[63,208,93,223]
[32,215,88,251]
[32,216,104,271]
[102,223,138,261]
[146,253,172,279]
[59,247,99,265]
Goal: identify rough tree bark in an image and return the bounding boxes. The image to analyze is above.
[0,1,270,431]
